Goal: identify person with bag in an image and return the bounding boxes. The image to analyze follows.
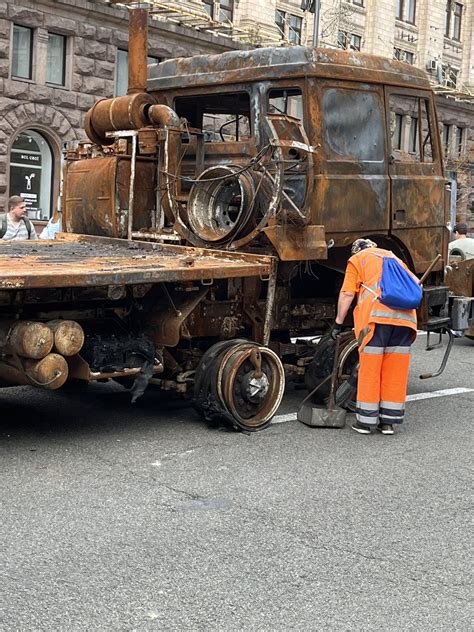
[331,238,421,435]
[0,196,37,241]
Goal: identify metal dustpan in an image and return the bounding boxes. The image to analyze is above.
[297,336,347,428]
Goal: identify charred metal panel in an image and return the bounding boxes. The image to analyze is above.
[393,228,445,273]
[263,225,327,261]
[446,259,474,298]
[0,235,274,290]
[308,80,389,237]
[64,157,156,238]
[148,47,431,93]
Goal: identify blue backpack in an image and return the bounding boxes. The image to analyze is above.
[363,253,423,310]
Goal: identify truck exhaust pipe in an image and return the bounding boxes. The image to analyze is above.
[128,4,149,95]
[83,4,155,145]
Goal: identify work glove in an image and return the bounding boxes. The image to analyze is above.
[330,322,344,340]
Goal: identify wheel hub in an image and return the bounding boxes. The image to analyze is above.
[241,372,270,403]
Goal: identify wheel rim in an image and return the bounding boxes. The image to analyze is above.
[217,343,285,430]
[194,340,285,431]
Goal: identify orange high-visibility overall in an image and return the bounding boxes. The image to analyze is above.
[341,248,418,427]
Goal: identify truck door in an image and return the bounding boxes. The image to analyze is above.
[385,88,446,272]
[308,80,389,242]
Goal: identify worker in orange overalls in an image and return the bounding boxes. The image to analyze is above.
[331,239,417,435]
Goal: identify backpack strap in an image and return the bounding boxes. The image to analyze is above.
[0,213,6,238]
[23,216,32,238]
[360,283,379,302]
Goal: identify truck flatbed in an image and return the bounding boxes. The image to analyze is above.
[0,234,273,290]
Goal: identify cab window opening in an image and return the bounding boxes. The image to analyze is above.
[174,92,251,142]
[389,94,433,163]
[267,88,303,123]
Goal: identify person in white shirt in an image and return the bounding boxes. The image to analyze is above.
[39,210,62,240]
[448,222,474,261]
[0,196,37,241]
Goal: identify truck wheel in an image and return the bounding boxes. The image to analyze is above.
[194,340,285,431]
[304,333,358,411]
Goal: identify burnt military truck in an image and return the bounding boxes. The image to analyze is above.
[0,8,469,430]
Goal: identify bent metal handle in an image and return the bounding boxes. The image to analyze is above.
[419,254,442,286]
[419,328,454,379]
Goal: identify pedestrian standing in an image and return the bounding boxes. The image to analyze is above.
[332,239,417,435]
[0,196,37,241]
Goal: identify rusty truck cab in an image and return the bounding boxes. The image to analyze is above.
[148,46,448,275]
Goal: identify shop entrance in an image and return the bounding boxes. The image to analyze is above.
[9,129,54,219]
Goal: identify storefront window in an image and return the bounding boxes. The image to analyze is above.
[9,130,54,219]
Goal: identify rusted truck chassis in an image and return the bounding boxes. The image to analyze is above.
[1,8,470,429]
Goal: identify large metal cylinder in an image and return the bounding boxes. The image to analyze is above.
[47,320,85,357]
[0,321,54,360]
[0,353,68,390]
[84,93,155,145]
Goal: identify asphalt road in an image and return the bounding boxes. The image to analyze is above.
[0,336,472,631]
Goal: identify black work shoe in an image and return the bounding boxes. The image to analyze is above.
[351,421,372,435]
[377,424,394,435]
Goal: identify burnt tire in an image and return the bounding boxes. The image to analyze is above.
[304,333,358,410]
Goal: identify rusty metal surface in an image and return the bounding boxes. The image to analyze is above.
[445,259,474,298]
[263,225,327,261]
[128,7,148,95]
[0,235,273,290]
[84,93,155,146]
[148,47,431,92]
[64,156,157,238]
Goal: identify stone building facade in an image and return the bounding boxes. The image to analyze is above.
[0,0,240,219]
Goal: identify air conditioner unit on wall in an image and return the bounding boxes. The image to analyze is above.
[426,59,438,72]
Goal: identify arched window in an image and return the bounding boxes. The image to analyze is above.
[9,129,54,219]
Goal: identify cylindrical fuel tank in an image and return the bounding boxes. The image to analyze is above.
[47,320,85,357]
[0,321,54,360]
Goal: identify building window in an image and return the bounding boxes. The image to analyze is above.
[338,31,362,51]
[337,30,347,49]
[453,2,463,40]
[408,117,418,153]
[396,0,416,24]
[275,9,285,38]
[288,15,302,45]
[46,33,66,86]
[445,1,463,39]
[203,0,214,19]
[350,34,362,50]
[443,123,451,156]
[392,113,403,150]
[444,65,459,88]
[455,126,464,155]
[116,50,162,97]
[12,24,33,80]
[394,48,414,64]
[352,0,364,5]
[219,0,233,22]
[9,130,54,219]
[116,49,128,97]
